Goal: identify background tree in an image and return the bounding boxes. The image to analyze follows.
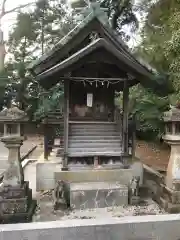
[100,0,138,40]
[126,0,179,140]
[0,0,38,110]
[5,0,76,118]
[6,0,171,138]
[0,0,37,72]
[73,0,140,41]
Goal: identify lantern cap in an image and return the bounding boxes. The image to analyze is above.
[164,106,180,122]
[0,104,28,122]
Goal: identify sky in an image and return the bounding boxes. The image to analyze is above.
[2,0,34,40]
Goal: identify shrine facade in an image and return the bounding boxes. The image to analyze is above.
[28,2,170,170]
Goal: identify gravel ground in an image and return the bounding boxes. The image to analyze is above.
[33,191,166,222]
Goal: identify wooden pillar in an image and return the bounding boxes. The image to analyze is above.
[44,123,49,160]
[131,115,136,157]
[62,80,70,171]
[122,80,129,166]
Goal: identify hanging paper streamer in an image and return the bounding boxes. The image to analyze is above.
[87,93,93,107]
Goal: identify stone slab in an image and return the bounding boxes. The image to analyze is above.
[2,214,180,240]
[36,162,62,191]
[54,169,133,185]
[70,182,128,209]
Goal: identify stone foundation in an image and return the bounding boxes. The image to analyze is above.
[70,182,128,209]
[54,169,133,184]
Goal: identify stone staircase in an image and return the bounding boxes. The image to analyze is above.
[68,122,123,157]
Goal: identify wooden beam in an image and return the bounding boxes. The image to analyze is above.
[62,79,70,170]
[58,77,131,81]
[72,62,127,78]
[122,80,129,166]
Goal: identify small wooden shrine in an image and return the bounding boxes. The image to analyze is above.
[28,2,171,170]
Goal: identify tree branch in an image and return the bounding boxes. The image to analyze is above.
[1,1,36,17]
[0,0,7,18]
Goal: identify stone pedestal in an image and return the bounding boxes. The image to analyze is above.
[1,136,24,186]
[163,136,180,190]
[0,136,36,224]
[161,107,180,212]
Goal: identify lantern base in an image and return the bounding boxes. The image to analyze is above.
[0,181,37,224]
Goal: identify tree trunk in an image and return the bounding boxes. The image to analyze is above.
[0,0,35,72]
[0,27,6,72]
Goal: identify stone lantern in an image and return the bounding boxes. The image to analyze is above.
[0,105,36,223]
[0,104,28,137]
[163,107,180,190]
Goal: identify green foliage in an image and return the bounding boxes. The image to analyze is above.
[131,0,180,139]
[129,85,169,139]
[100,0,139,40]
[34,83,64,120]
[138,0,180,100]
[6,0,75,118]
[5,0,142,119]
[0,69,10,109]
[32,0,77,52]
[116,84,169,140]
[73,0,139,40]
[5,0,172,140]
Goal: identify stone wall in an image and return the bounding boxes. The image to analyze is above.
[1,214,180,239]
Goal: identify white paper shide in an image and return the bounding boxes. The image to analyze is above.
[87,93,93,107]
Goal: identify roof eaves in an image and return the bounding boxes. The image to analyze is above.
[36,38,154,83]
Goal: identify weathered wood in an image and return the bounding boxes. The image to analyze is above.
[59,76,129,81]
[62,79,70,170]
[131,116,136,157]
[30,17,151,80]
[122,80,129,164]
[68,122,124,159]
[43,125,49,160]
[36,39,149,87]
[69,81,114,121]
[68,151,123,157]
